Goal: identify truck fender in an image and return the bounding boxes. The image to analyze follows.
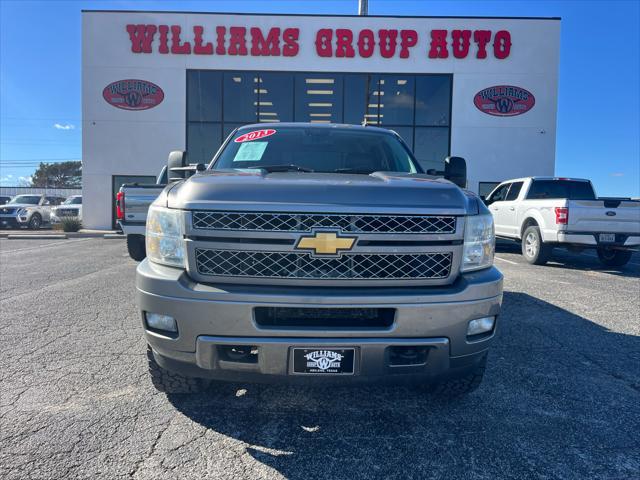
[519,209,546,240]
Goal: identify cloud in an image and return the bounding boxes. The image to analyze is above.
[610,172,624,177]
[53,123,75,130]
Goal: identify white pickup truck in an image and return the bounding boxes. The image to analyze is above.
[485,177,640,266]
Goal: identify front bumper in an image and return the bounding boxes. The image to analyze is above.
[556,231,640,248]
[0,215,27,228]
[137,260,503,383]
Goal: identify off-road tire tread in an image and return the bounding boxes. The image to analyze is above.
[127,234,146,261]
[430,355,487,397]
[146,347,205,394]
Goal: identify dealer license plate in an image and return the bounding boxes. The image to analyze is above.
[599,233,616,243]
[292,348,355,375]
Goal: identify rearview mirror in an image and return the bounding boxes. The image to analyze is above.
[444,156,467,189]
[167,151,187,182]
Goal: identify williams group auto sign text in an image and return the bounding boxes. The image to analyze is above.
[473,85,535,116]
[125,24,513,60]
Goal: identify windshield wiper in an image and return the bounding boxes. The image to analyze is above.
[252,164,314,173]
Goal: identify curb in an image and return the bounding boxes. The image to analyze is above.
[103,234,126,239]
[7,234,68,240]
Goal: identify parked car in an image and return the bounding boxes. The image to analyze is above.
[0,194,65,229]
[51,195,83,224]
[485,177,640,266]
[137,123,503,395]
[0,196,11,205]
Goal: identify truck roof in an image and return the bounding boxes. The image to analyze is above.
[501,176,591,183]
[235,122,397,136]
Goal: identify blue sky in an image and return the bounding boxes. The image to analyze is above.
[1,0,638,196]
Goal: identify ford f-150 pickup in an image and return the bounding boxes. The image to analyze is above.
[486,177,640,266]
[137,123,503,396]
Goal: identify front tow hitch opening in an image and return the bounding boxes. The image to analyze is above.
[387,346,429,367]
[218,345,259,364]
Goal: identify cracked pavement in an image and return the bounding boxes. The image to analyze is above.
[0,238,638,479]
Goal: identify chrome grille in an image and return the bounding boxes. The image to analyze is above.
[56,209,78,217]
[192,211,456,234]
[195,249,452,280]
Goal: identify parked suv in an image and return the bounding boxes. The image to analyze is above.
[137,123,503,395]
[486,177,640,266]
[51,195,83,224]
[0,194,65,229]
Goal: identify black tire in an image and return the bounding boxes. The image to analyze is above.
[147,347,208,394]
[521,225,552,265]
[127,234,146,261]
[597,247,632,267]
[430,354,487,398]
[28,213,42,230]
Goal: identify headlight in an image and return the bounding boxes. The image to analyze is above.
[461,213,495,272]
[16,208,27,216]
[146,205,185,268]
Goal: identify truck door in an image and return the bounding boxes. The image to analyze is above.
[487,183,511,236]
[500,181,524,237]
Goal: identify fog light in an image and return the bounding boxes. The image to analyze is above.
[467,316,495,336]
[145,312,177,333]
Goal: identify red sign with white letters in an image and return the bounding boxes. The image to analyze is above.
[234,129,277,143]
[125,24,512,60]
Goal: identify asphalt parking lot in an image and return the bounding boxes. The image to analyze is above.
[1,238,638,479]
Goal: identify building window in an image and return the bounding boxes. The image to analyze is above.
[186,70,452,170]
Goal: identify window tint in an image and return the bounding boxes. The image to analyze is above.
[63,196,82,205]
[295,74,343,123]
[377,75,414,125]
[187,71,222,122]
[415,76,451,126]
[489,184,510,202]
[479,182,500,199]
[527,180,596,200]
[506,181,523,201]
[413,127,449,172]
[213,127,419,174]
[258,73,294,123]
[223,72,257,122]
[9,195,41,205]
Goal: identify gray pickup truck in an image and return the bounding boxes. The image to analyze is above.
[137,123,503,396]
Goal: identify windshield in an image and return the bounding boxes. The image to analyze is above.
[9,195,40,205]
[63,197,82,205]
[212,127,420,174]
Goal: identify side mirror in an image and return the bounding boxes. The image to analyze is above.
[167,151,187,182]
[444,156,467,189]
[195,163,206,173]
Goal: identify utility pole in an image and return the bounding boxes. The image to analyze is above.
[358,0,368,16]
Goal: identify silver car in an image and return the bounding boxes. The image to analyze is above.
[0,194,65,229]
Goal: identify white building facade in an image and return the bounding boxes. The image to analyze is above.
[82,10,560,229]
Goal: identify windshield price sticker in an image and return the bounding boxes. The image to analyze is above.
[233,141,268,162]
[234,129,276,143]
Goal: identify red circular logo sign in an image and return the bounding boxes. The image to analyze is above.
[474,85,535,116]
[234,129,277,143]
[102,79,164,111]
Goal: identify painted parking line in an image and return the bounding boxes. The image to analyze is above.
[0,238,93,255]
[495,256,519,265]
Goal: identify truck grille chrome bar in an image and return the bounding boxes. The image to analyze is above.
[192,211,456,234]
[195,249,452,280]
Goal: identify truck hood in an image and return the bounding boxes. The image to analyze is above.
[167,170,477,215]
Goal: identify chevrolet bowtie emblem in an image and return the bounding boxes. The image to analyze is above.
[296,231,357,256]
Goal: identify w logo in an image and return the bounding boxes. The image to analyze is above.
[124,91,143,108]
[495,98,513,113]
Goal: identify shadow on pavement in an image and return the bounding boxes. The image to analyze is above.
[496,239,640,278]
[166,292,640,479]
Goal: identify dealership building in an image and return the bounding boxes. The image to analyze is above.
[82,10,560,229]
